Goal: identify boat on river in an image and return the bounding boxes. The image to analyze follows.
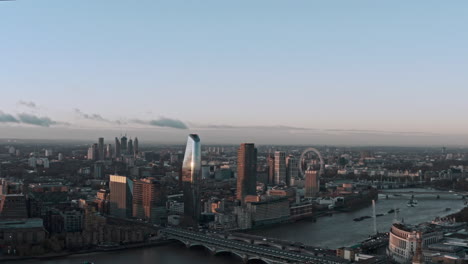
[407,199,418,207]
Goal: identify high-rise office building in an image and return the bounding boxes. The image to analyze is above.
[114,137,121,158]
[305,169,319,197]
[182,134,201,226]
[87,143,98,161]
[106,144,112,159]
[132,177,167,224]
[236,143,257,202]
[134,137,139,156]
[127,139,133,155]
[98,137,104,160]
[121,135,128,153]
[267,154,275,185]
[274,151,286,185]
[286,155,299,187]
[109,175,133,218]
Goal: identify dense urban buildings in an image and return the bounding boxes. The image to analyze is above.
[2,135,468,264]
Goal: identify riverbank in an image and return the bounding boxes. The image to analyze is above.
[448,206,468,222]
[0,240,174,262]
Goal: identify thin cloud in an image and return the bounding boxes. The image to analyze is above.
[74,108,113,123]
[131,117,188,129]
[193,124,313,131]
[17,113,61,127]
[17,100,38,109]
[0,111,67,127]
[0,111,19,123]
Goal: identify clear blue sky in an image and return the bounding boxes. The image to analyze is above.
[1,1,468,145]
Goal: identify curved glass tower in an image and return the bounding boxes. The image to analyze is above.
[182,134,201,226]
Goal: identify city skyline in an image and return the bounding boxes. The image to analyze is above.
[2,1,468,145]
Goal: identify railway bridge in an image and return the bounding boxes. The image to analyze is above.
[160,228,350,264]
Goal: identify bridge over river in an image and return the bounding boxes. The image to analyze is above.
[378,190,468,200]
[160,228,350,264]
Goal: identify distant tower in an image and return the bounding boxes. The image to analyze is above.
[267,154,275,185]
[121,135,128,153]
[237,143,257,202]
[274,151,286,185]
[114,137,121,158]
[305,168,319,197]
[134,137,139,156]
[182,134,201,226]
[127,139,134,155]
[87,143,98,161]
[98,137,104,160]
[106,144,112,159]
[286,155,298,186]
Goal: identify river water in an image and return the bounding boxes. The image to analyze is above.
[8,189,466,264]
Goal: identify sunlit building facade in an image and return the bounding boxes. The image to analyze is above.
[182,134,201,226]
[109,175,133,218]
[387,222,443,264]
[305,169,319,197]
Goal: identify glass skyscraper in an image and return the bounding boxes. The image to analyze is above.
[182,134,201,226]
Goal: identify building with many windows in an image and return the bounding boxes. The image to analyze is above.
[387,222,443,263]
[274,151,286,185]
[236,143,257,202]
[132,177,167,224]
[181,134,202,226]
[109,175,133,218]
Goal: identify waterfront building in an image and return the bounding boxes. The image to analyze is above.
[387,222,444,264]
[236,143,257,202]
[274,151,286,185]
[98,137,104,160]
[247,197,290,227]
[305,168,319,197]
[182,134,202,226]
[286,155,299,186]
[109,175,133,218]
[0,218,47,255]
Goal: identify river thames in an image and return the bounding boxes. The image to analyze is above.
[9,189,466,264]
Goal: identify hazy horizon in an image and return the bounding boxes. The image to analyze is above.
[1,1,468,145]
